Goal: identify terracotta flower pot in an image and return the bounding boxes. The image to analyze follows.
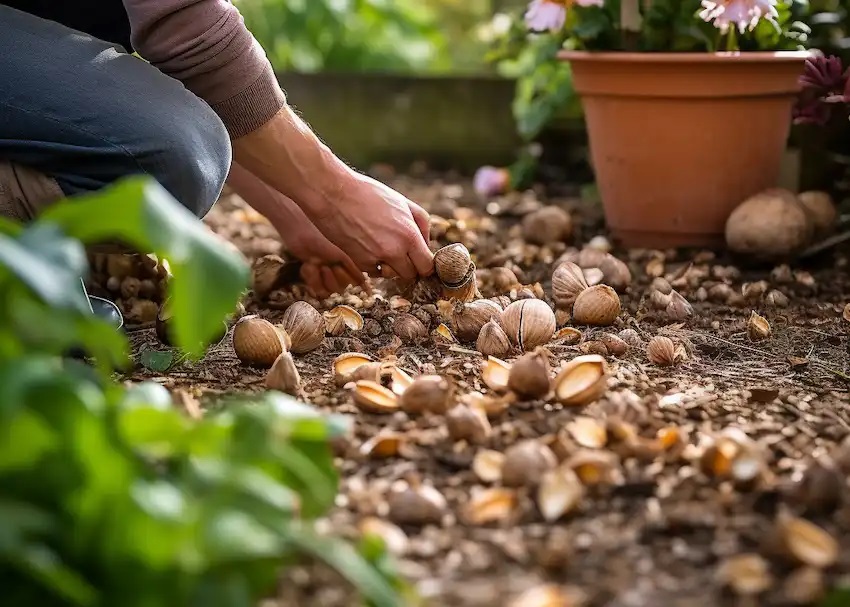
[559,51,812,248]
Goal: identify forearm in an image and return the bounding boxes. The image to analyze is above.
[231,104,357,218]
[226,161,299,227]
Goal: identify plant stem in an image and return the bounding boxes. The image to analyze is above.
[725,27,737,52]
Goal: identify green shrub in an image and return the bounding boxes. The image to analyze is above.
[0,177,407,607]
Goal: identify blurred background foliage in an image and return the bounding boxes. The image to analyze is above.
[235,0,505,74]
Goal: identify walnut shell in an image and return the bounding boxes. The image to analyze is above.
[507,348,551,399]
[446,404,491,444]
[572,285,621,326]
[502,440,557,487]
[501,299,556,352]
[393,313,428,342]
[476,319,511,358]
[232,315,289,367]
[281,301,325,353]
[521,205,572,245]
[551,262,588,309]
[452,299,502,341]
[647,336,676,366]
[399,375,454,415]
[434,243,474,288]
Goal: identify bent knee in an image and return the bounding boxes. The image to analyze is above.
[142,102,231,218]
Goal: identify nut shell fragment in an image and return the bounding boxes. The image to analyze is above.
[360,433,405,458]
[538,465,585,522]
[716,554,772,596]
[333,352,377,386]
[553,355,608,406]
[482,356,512,392]
[567,416,607,449]
[351,381,400,414]
[665,290,693,321]
[646,336,676,366]
[323,305,363,336]
[359,518,408,555]
[463,488,517,525]
[778,514,838,568]
[599,333,627,356]
[473,449,506,483]
[265,352,302,396]
[747,311,771,341]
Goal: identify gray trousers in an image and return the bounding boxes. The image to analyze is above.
[0,4,232,218]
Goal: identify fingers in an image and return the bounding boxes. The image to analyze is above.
[320,265,348,293]
[385,254,419,281]
[339,255,367,287]
[408,201,431,243]
[299,263,328,298]
[406,228,436,276]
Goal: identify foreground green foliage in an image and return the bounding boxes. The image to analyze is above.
[0,177,407,607]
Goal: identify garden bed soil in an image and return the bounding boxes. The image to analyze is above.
[117,169,850,607]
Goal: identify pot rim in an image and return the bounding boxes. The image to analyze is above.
[557,50,814,63]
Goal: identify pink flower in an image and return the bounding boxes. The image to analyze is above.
[698,0,778,33]
[473,166,511,197]
[525,0,569,32]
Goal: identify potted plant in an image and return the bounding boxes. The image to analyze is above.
[521,0,813,248]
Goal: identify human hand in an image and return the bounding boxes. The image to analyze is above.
[307,173,434,280]
[226,162,364,297]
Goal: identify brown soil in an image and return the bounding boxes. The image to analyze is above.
[117,170,850,607]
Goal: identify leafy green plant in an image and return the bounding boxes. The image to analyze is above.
[0,177,408,607]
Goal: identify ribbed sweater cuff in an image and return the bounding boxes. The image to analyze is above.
[212,63,286,140]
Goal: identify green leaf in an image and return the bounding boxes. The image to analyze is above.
[0,409,57,473]
[0,224,89,313]
[286,523,404,607]
[40,177,249,357]
[139,349,177,373]
[14,544,97,606]
[820,588,850,607]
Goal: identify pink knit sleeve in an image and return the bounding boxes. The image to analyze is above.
[124,0,286,139]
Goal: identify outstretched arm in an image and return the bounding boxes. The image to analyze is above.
[125,0,433,280]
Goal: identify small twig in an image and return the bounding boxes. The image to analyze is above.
[681,330,773,359]
[447,345,481,356]
[173,388,203,419]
